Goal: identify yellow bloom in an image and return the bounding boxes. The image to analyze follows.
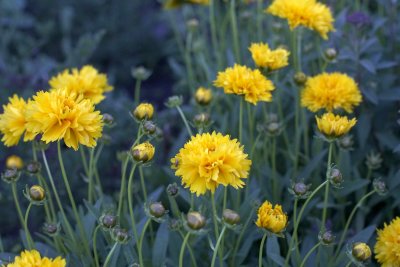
[301,72,362,113]
[6,155,24,170]
[375,217,400,266]
[0,95,31,146]
[171,132,251,196]
[352,242,372,262]
[164,0,209,9]
[6,250,66,267]
[49,65,113,104]
[248,43,290,70]
[213,64,275,105]
[266,0,335,39]
[316,112,356,139]
[133,103,154,121]
[195,87,213,105]
[256,200,287,233]
[131,142,155,163]
[25,89,103,150]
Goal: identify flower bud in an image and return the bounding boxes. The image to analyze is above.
[149,202,166,218]
[131,142,155,163]
[366,151,382,170]
[168,218,182,231]
[324,48,337,61]
[6,155,24,170]
[187,211,206,230]
[29,185,46,202]
[293,72,307,86]
[266,122,283,136]
[186,19,199,31]
[112,227,130,244]
[26,161,41,175]
[319,230,335,245]
[222,209,240,225]
[42,222,61,236]
[352,242,371,262]
[133,103,154,121]
[195,87,212,106]
[143,121,157,135]
[103,113,114,126]
[373,178,388,196]
[193,113,211,128]
[100,214,117,229]
[329,167,343,187]
[266,113,279,123]
[338,135,354,150]
[1,168,20,183]
[166,183,179,197]
[289,182,311,199]
[131,66,151,81]
[165,95,183,108]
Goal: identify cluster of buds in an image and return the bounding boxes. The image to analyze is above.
[288,181,311,199]
[24,185,46,205]
[145,202,167,223]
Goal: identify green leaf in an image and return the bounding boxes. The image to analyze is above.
[152,222,170,267]
[266,235,285,266]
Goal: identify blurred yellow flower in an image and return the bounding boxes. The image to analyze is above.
[6,155,24,170]
[0,95,31,147]
[131,142,155,163]
[266,0,335,39]
[6,250,66,267]
[375,217,400,266]
[171,132,251,196]
[256,200,287,233]
[316,113,356,139]
[49,65,113,104]
[249,43,290,70]
[164,0,209,9]
[213,64,275,105]
[133,103,154,120]
[195,87,213,105]
[301,72,362,113]
[25,89,103,150]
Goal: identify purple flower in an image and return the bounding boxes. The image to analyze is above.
[346,11,370,26]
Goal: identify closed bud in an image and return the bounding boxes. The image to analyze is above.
[103,113,114,125]
[1,168,20,183]
[195,87,212,106]
[42,222,61,236]
[29,185,46,202]
[293,72,307,86]
[186,19,199,31]
[193,113,211,128]
[338,135,354,150]
[165,95,183,108]
[149,202,166,218]
[166,183,179,197]
[6,155,24,170]
[352,242,371,262]
[373,178,388,196]
[143,121,157,135]
[131,66,151,81]
[325,48,337,61]
[266,122,282,136]
[289,182,311,199]
[112,227,130,244]
[222,209,240,225]
[366,151,382,170]
[133,103,154,121]
[187,211,206,230]
[168,218,182,231]
[319,230,335,245]
[131,142,155,163]
[267,113,279,123]
[100,214,117,229]
[26,161,41,175]
[329,167,343,187]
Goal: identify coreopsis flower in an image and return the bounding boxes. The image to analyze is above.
[375,217,400,266]
[248,43,290,70]
[316,113,356,139]
[0,95,31,146]
[6,155,24,170]
[49,65,113,104]
[256,200,287,234]
[25,89,103,150]
[195,87,212,105]
[131,142,155,163]
[164,0,209,9]
[6,250,66,267]
[171,132,251,196]
[301,73,362,113]
[213,64,275,105]
[352,242,372,262]
[133,103,154,120]
[266,0,335,39]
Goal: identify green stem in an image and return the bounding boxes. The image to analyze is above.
[230,0,241,63]
[103,242,118,267]
[334,190,376,258]
[211,192,223,267]
[117,157,130,219]
[223,187,228,211]
[211,226,227,267]
[93,224,101,267]
[134,79,142,105]
[37,173,55,222]
[80,148,89,175]
[88,147,95,204]
[93,143,104,198]
[176,106,193,136]
[139,219,151,267]
[179,232,191,267]
[256,0,263,41]
[321,143,334,232]
[345,261,352,267]
[139,166,148,203]
[271,138,278,202]
[24,203,34,249]
[184,31,195,93]
[299,243,321,267]
[239,98,243,142]
[209,0,222,69]
[11,183,25,228]
[258,233,268,267]
[127,163,139,244]
[231,208,254,266]
[178,231,197,267]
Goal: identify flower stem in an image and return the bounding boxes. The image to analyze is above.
[23,202,34,249]
[103,242,118,267]
[139,218,151,267]
[178,230,197,267]
[231,208,254,266]
[179,232,191,267]
[239,98,243,142]
[211,192,223,267]
[209,0,222,69]
[134,79,142,105]
[117,157,130,218]
[176,106,194,136]
[139,166,148,203]
[230,0,241,63]
[11,182,25,229]
[321,142,334,232]
[37,173,56,222]
[88,147,95,204]
[211,226,227,267]
[93,224,101,267]
[127,163,139,244]
[258,233,268,267]
[256,0,263,41]
[271,138,278,202]
[299,242,321,267]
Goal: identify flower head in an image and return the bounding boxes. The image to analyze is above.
[131,142,155,163]
[352,242,372,263]
[133,103,154,121]
[6,250,66,267]
[0,95,31,147]
[256,200,287,234]
[49,65,113,104]
[171,132,251,196]
[316,113,356,139]
[301,72,362,113]
[25,89,103,150]
[6,155,24,170]
[248,43,290,70]
[266,0,335,39]
[375,217,400,266]
[213,64,275,105]
[195,87,213,105]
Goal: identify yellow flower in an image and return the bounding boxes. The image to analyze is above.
[164,0,209,9]
[0,95,31,147]
[375,217,400,266]
[171,132,251,196]
[248,43,290,70]
[49,65,113,104]
[133,103,154,121]
[352,242,372,262]
[213,64,275,105]
[316,112,356,139]
[131,142,155,163]
[266,0,335,39]
[6,155,24,170]
[256,200,287,233]
[6,250,66,267]
[301,72,362,113]
[25,89,103,150]
[195,87,213,105]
